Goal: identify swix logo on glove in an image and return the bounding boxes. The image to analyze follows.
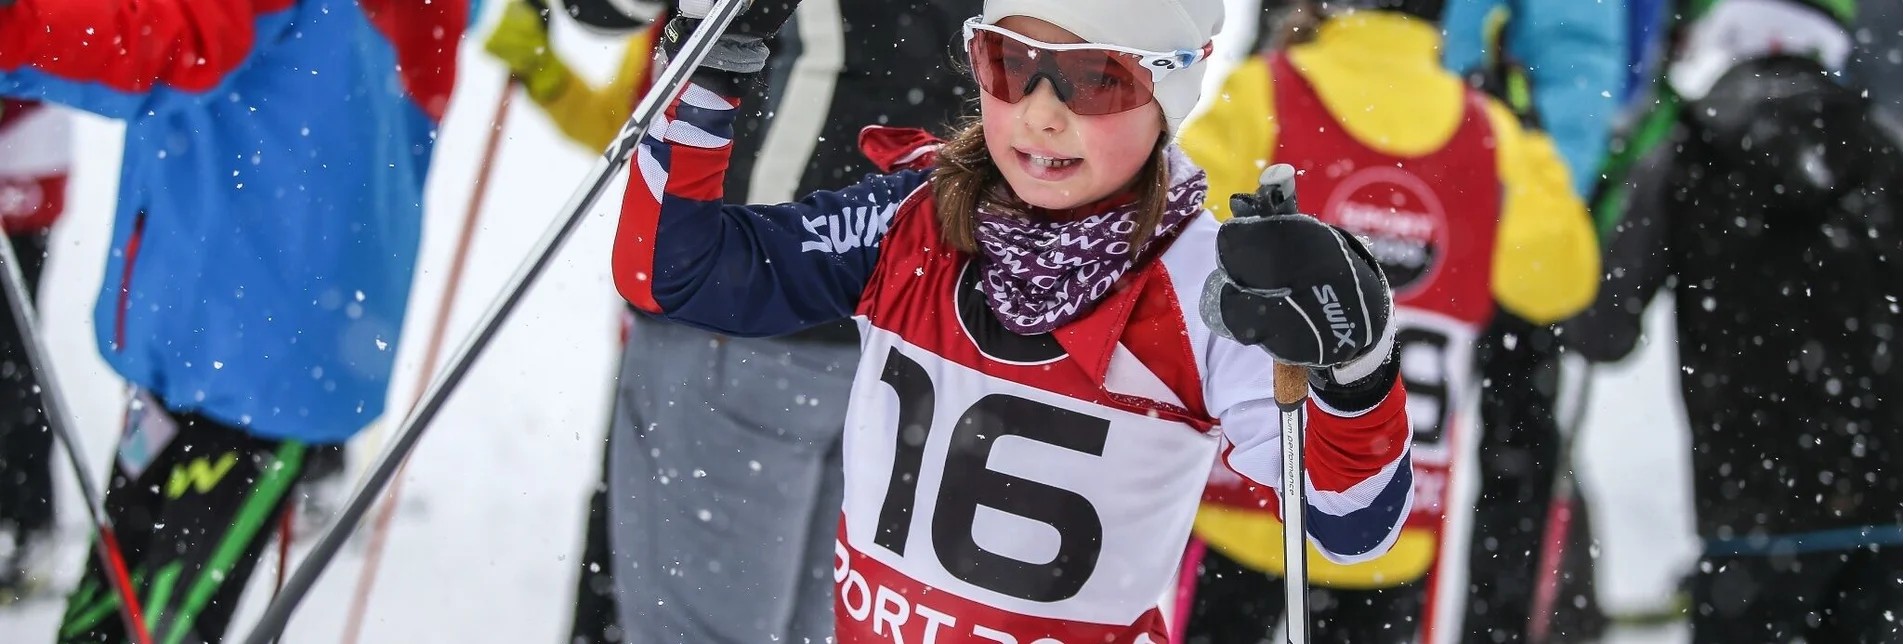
[1313,285,1360,351]
[1201,202,1393,369]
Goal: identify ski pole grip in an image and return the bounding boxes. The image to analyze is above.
[1258,164,1300,216]
[1273,362,1309,406]
[1260,165,1312,406]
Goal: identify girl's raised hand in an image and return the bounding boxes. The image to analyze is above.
[661,0,802,75]
[1201,165,1395,382]
[674,0,801,38]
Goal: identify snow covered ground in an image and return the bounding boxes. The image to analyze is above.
[1,6,1703,643]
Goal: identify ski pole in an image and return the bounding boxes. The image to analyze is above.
[339,76,520,644]
[1529,358,1596,643]
[236,1,752,641]
[1274,362,1311,644]
[1257,164,1312,644]
[0,236,154,644]
[337,2,555,628]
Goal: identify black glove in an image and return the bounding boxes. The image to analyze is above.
[660,0,801,85]
[1202,165,1399,409]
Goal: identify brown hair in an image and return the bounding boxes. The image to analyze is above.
[929,118,1172,254]
[1271,0,1324,49]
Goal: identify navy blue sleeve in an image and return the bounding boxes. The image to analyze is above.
[611,81,930,337]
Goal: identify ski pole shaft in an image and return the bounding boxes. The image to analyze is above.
[1528,360,1595,643]
[0,236,154,644]
[339,78,519,644]
[237,1,751,641]
[1253,163,1311,644]
[1273,362,1310,644]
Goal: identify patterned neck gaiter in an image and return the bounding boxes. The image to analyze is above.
[972,147,1208,335]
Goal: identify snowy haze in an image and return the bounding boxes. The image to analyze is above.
[1,2,1699,642]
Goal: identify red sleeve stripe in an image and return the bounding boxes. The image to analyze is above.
[613,137,674,314]
[612,168,664,314]
[659,135,733,203]
[1307,440,1409,516]
[611,83,742,313]
[1303,378,1410,494]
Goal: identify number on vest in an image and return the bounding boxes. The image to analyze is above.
[1397,326,1451,445]
[870,348,1110,603]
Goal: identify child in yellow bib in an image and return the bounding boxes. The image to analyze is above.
[1176,1,1598,642]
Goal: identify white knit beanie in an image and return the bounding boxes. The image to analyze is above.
[981,0,1226,136]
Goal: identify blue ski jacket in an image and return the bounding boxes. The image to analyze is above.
[0,0,470,443]
[1442,0,1626,196]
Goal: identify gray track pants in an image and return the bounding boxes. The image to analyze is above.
[608,314,853,644]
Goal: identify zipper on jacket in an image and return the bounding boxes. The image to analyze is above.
[114,210,146,352]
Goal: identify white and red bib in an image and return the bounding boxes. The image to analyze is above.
[833,185,1224,643]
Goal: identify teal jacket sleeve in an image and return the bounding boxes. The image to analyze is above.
[1443,0,1627,196]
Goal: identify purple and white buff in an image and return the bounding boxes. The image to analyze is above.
[972,147,1209,335]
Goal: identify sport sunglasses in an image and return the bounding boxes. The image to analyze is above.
[961,17,1213,116]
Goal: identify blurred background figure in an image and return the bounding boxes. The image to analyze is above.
[1567,0,1903,642]
[1441,0,1628,641]
[482,0,977,641]
[1443,0,1624,198]
[0,98,69,603]
[1849,0,1902,111]
[1178,1,1599,643]
[483,4,665,641]
[0,1,470,641]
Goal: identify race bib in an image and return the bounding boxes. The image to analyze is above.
[834,329,1216,641]
[116,389,177,479]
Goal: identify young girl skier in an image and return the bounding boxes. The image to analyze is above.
[615,0,1416,640]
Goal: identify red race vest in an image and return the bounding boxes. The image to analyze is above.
[833,178,1228,643]
[1202,53,1501,535]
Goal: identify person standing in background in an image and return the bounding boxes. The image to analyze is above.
[483,0,978,641]
[1442,0,1624,197]
[483,6,666,638]
[0,98,69,602]
[1849,0,1902,111]
[0,1,469,641]
[1569,1,1903,641]
[1439,1,1627,642]
[1178,1,1599,642]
